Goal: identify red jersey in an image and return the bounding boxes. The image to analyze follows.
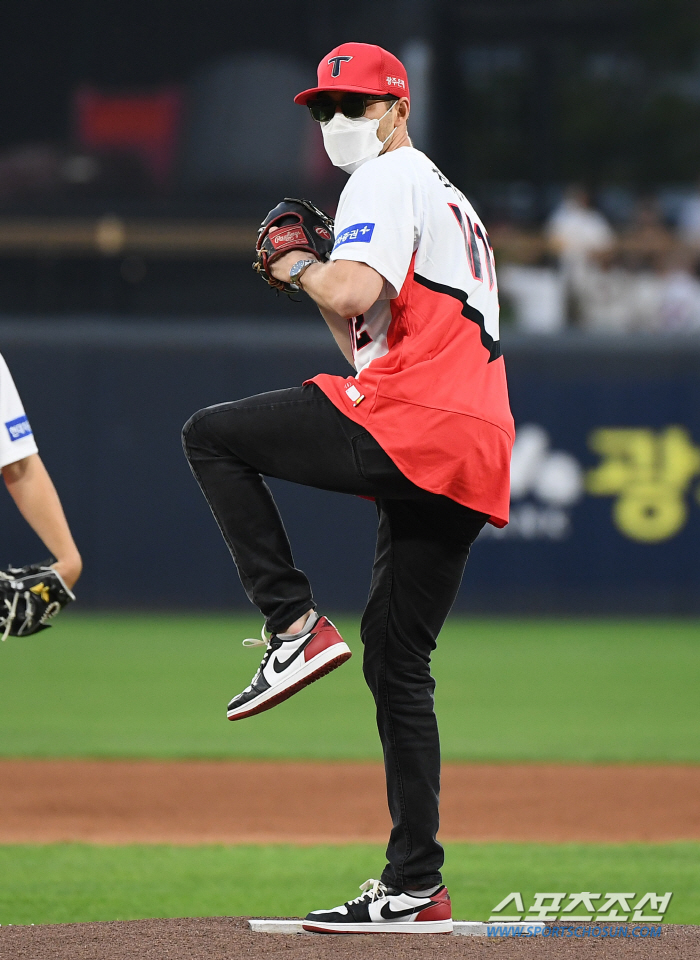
[311,147,514,527]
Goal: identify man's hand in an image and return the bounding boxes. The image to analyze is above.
[52,554,83,591]
[253,198,334,294]
[269,250,317,285]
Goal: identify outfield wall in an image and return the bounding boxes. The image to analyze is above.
[2,320,699,614]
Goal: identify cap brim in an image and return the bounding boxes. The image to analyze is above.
[294,84,398,105]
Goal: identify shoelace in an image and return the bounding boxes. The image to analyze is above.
[242,624,269,649]
[243,611,320,647]
[1,591,19,642]
[242,612,316,650]
[239,626,281,689]
[349,879,388,905]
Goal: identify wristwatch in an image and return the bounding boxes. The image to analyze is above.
[288,258,317,288]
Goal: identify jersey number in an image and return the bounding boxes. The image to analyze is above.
[448,203,495,289]
[350,314,372,352]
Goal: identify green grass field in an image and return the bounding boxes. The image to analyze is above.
[1,613,698,925]
[0,843,697,925]
[0,613,699,761]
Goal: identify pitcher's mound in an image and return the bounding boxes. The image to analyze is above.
[0,917,697,959]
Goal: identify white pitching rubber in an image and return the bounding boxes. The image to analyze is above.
[249,920,305,933]
[248,919,546,936]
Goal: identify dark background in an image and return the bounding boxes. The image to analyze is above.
[1,1,700,613]
[2,1,700,206]
[1,1,700,313]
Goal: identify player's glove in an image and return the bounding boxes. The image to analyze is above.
[0,560,75,641]
[253,198,334,295]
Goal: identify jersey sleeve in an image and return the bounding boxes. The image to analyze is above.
[330,152,419,298]
[0,353,38,468]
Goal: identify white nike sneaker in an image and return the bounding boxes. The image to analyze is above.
[226,614,351,721]
[302,878,453,934]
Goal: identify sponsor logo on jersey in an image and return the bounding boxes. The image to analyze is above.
[5,414,32,441]
[333,223,375,248]
[344,382,365,406]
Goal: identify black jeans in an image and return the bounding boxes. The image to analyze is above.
[182,383,486,889]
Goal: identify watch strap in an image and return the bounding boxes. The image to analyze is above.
[289,258,317,286]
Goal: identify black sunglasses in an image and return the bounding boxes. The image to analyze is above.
[307,93,398,123]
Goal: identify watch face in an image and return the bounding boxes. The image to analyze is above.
[290,259,310,278]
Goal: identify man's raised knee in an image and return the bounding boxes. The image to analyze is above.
[182,408,212,456]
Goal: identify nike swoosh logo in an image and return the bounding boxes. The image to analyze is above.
[272,633,315,673]
[379,903,422,921]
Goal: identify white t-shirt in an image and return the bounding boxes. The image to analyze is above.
[545,200,614,259]
[329,146,500,374]
[0,352,38,468]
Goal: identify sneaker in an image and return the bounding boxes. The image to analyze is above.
[302,879,453,934]
[226,614,351,721]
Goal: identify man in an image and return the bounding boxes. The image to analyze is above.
[183,42,513,933]
[1,352,82,589]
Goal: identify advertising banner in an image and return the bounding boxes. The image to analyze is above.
[462,337,700,613]
[1,324,698,613]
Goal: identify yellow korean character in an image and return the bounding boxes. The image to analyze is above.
[587,426,700,542]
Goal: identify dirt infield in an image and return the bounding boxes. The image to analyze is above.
[0,917,696,960]
[1,760,699,843]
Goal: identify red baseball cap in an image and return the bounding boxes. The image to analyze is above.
[294,42,410,105]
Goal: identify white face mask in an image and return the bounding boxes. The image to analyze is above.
[321,101,398,175]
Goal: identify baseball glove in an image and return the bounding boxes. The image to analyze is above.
[253,198,334,295]
[0,560,75,641]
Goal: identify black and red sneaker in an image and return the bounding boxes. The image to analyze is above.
[302,879,453,934]
[226,614,351,721]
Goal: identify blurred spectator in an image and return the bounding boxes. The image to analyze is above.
[545,185,615,329]
[572,254,639,333]
[676,178,700,247]
[633,270,666,331]
[499,264,566,332]
[658,249,700,331]
[618,196,674,270]
[546,185,615,268]
[494,185,700,334]
[572,247,664,334]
